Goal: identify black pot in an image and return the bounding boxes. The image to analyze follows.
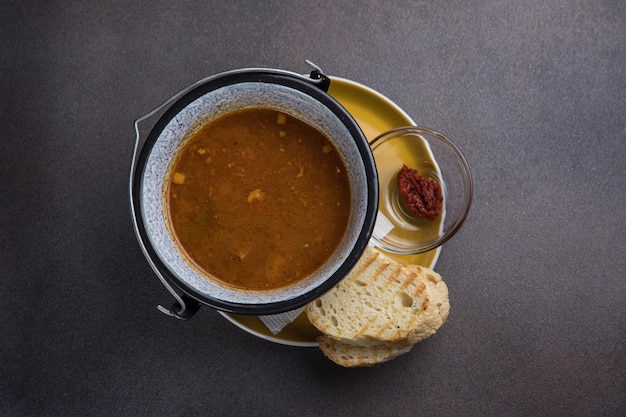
[129,64,378,319]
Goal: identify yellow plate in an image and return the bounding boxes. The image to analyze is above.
[219,77,441,347]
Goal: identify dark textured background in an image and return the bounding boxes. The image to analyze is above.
[2,1,625,416]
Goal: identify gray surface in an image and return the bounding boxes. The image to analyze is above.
[1,1,625,416]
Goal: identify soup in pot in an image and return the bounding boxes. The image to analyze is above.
[167,108,351,290]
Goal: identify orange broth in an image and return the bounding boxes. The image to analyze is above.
[167,108,351,290]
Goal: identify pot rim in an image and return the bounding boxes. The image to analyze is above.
[129,67,379,317]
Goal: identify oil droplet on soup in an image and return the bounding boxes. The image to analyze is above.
[167,108,351,290]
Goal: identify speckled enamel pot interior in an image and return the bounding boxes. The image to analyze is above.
[131,69,378,315]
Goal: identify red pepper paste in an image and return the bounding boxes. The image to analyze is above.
[396,164,443,220]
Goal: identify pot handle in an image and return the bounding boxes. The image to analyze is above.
[305,60,331,92]
[156,286,201,320]
[130,224,202,320]
[130,95,204,321]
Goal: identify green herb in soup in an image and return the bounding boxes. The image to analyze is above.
[167,108,351,290]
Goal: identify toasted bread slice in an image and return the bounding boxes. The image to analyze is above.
[306,246,449,348]
[317,335,413,367]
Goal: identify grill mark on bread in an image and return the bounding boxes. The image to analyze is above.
[336,249,381,332]
[371,263,406,339]
[404,278,427,333]
[357,248,381,274]
[332,249,383,336]
[352,255,394,339]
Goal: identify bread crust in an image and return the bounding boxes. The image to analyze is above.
[317,335,413,367]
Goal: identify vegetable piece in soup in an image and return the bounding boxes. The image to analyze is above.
[167,108,351,290]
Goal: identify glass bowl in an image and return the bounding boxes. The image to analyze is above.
[369,126,473,254]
